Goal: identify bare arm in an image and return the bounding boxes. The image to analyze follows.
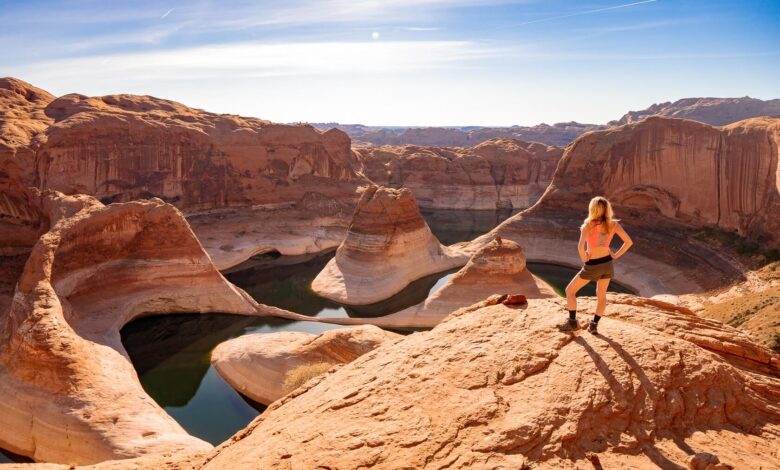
[578,227,589,263]
[610,223,633,259]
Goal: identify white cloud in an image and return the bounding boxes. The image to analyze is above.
[11,40,500,85]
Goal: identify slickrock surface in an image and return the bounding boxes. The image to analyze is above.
[356,138,561,210]
[613,96,780,126]
[0,190,291,465]
[211,325,400,405]
[311,185,469,304]
[188,295,780,469]
[376,238,555,328]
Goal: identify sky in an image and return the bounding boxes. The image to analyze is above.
[1,0,779,126]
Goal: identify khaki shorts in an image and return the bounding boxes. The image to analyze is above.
[577,256,614,281]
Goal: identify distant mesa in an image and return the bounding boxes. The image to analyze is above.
[313,96,780,147]
[311,184,470,305]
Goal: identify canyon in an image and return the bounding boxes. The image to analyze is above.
[1,77,779,469]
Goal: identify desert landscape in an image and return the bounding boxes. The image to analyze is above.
[1,1,779,468]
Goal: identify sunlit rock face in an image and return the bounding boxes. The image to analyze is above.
[192,296,780,470]
[211,325,400,405]
[311,185,470,305]
[356,138,562,210]
[0,190,283,465]
[36,93,363,211]
[539,116,780,246]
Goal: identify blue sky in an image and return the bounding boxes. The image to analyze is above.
[2,0,779,126]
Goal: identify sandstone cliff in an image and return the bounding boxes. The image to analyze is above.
[311,185,469,304]
[356,138,561,210]
[0,190,298,465]
[537,116,780,247]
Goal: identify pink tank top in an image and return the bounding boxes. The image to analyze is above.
[586,221,616,249]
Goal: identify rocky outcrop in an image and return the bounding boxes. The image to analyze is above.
[0,78,371,271]
[211,326,400,405]
[0,191,296,465]
[613,96,780,126]
[37,93,363,212]
[189,296,780,469]
[315,122,605,147]
[375,238,555,328]
[311,185,469,304]
[355,138,562,210]
[538,116,780,246]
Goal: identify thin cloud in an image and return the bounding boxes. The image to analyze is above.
[161,8,175,19]
[513,0,658,26]
[403,27,441,31]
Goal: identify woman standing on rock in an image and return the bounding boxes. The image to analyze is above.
[561,196,633,334]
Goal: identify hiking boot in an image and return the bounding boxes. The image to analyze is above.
[557,318,579,331]
[588,320,598,334]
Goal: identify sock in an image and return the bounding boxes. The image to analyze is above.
[568,310,576,320]
[593,315,601,324]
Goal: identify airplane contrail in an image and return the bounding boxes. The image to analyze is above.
[161,8,174,19]
[514,0,658,26]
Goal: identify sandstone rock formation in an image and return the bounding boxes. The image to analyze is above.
[356,138,562,210]
[188,295,780,469]
[311,185,469,304]
[211,325,400,405]
[315,121,605,147]
[0,78,367,271]
[539,116,780,246]
[376,238,555,328]
[613,96,780,126]
[0,190,297,465]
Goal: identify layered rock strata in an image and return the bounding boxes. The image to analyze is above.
[0,191,291,465]
[211,325,400,405]
[311,185,469,304]
[356,138,561,210]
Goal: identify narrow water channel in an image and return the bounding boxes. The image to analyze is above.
[120,209,634,446]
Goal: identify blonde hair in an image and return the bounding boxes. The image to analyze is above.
[581,196,616,233]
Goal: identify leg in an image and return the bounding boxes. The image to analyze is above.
[565,275,590,311]
[595,278,610,317]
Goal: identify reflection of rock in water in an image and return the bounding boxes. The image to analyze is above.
[226,251,342,316]
[421,209,518,245]
[121,314,259,407]
[344,269,458,317]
